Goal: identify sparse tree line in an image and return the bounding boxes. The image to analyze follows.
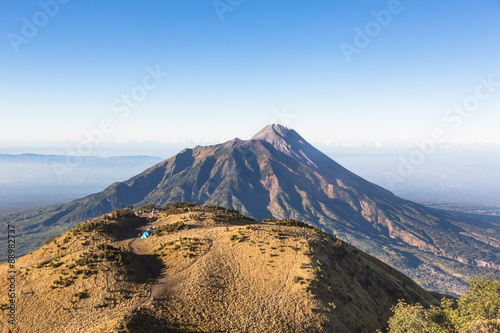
[384,276,500,333]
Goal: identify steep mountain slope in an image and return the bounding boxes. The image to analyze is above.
[3,125,499,295]
[0,204,438,332]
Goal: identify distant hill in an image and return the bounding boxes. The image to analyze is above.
[2,125,499,295]
[0,154,163,187]
[0,204,439,332]
[330,149,500,209]
[0,153,163,214]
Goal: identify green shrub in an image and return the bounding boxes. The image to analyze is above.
[274,219,313,229]
[189,214,201,221]
[75,252,95,266]
[51,261,63,268]
[138,203,156,211]
[44,236,57,245]
[109,208,135,220]
[74,220,112,234]
[155,222,188,236]
[36,259,53,269]
[387,276,500,333]
[53,275,74,288]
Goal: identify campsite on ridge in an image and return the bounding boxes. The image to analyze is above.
[0,202,441,332]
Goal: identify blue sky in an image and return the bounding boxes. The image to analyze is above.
[1,0,499,155]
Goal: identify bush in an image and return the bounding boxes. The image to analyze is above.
[170,202,199,209]
[274,219,313,229]
[138,203,156,212]
[44,236,57,245]
[387,276,500,333]
[72,291,90,304]
[109,208,135,220]
[51,261,63,268]
[155,222,188,236]
[189,214,201,221]
[36,259,53,269]
[74,220,112,234]
[97,244,128,264]
[53,275,74,288]
[387,301,444,333]
[75,252,95,266]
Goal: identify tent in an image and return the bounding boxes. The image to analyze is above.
[141,232,149,239]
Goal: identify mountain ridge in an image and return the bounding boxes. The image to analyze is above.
[3,124,499,295]
[0,203,440,332]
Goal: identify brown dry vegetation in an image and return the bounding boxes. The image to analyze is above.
[0,203,438,332]
[0,216,151,333]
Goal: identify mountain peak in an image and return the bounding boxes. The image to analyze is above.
[250,124,322,168]
[251,124,296,142]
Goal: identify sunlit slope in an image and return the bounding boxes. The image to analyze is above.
[0,203,438,332]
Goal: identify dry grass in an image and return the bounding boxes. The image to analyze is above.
[0,217,149,333]
[0,205,438,332]
[128,212,326,332]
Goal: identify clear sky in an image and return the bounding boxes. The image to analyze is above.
[1,0,499,155]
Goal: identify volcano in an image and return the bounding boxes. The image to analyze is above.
[6,124,499,294]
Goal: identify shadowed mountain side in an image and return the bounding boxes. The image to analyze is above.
[3,125,499,295]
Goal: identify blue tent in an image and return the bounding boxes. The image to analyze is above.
[141,232,149,238]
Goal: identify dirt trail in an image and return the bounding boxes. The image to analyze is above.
[126,226,214,314]
[126,237,163,314]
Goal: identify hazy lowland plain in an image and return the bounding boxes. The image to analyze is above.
[2,148,500,215]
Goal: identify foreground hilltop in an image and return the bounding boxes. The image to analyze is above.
[5,124,499,295]
[0,202,438,332]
